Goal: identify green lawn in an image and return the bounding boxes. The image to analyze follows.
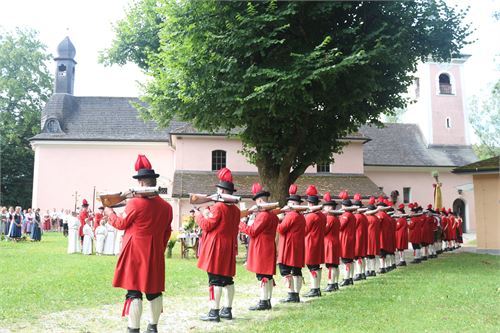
[1,233,499,332]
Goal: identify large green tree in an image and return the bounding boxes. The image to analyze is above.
[469,82,500,159]
[103,1,470,202]
[0,28,53,207]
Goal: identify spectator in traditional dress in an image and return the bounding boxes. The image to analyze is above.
[26,208,34,235]
[67,212,81,254]
[31,209,42,242]
[43,210,51,231]
[95,219,107,255]
[82,218,94,255]
[8,206,23,240]
[62,209,70,237]
[1,207,8,237]
[51,208,58,231]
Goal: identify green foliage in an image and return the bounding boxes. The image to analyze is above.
[469,81,500,160]
[99,0,162,70]
[0,28,53,207]
[104,0,470,201]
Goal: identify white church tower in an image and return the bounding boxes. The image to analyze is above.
[402,55,471,146]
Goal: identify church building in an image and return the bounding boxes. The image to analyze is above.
[30,37,477,230]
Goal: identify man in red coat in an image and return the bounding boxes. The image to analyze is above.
[239,183,278,311]
[93,206,104,235]
[375,197,393,273]
[322,192,341,292]
[277,184,306,303]
[78,199,89,244]
[448,208,458,250]
[353,193,368,281]
[303,185,326,298]
[365,199,380,277]
[195,168,240,322]
[338,191,358,286]
[408,203,423,264]
[104,155,172,333]
[395,204,409,266]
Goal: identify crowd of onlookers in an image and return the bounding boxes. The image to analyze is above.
[0,206,77,241]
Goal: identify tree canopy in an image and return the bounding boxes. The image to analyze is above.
[0,28,53,207]
[469,81,500,160]
[103,0,470,201]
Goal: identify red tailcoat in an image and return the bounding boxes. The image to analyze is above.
[196,202,240,277]
[457,218,463,243]
[354,213,368,258]
[376,211,393,252]
[93,212,103,234]
[366,214,380,256]
[78,209,88,237]
[277,211,305,268]
[339,211,356,259]
[324,214,341,265]
[110,196,172,293]
[441,215,450,240]
[395,217,409,250]
[408,216,422,244]
[239,211,278,275]
[422,216,434,245]
[448,216,457,240]
[304,211,326,265]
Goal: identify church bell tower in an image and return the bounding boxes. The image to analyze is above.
[54,36,76,94]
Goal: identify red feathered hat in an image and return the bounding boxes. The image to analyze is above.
[216,167,236,192]
[82,199,89,207]
[286,184,302,203]
[353,193,363,207]
[323,191,337,206]
[339,190,349,200]
[251,182,270,201]
[368,196,376,205]
[427,204,433,210]
[384,199,392,207]
[133,154,159,179]
[377,196,384,204]
[398,203,405,210]
[305,185,320,204]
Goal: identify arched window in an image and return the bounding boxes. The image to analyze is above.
[439,73,452,95]
[211,150,226,171]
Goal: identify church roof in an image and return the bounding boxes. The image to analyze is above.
[32,95,477,168]
[360,123,477,167]
[172,171,384,199]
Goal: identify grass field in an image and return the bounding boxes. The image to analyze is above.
[0,233,499,332]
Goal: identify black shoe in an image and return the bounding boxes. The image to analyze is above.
[200,309,220,322]
[391,264,397,270]
[219,307,233,320]
[144,324,158,332]
[340,279,351,287]
[421,256,428,261]
[353,274,363,281]
[386,266,393,272]
[410,258,421,264]
[397,261,407,267]
[378,267,387,274]
[304,288,321,297]
[249,300,270,311]
[127,328,140,333]
[266,299,272,309]
[361,273,367,279]
[280,292,300,303]
[333,283,339,291]
[323,284,335,292]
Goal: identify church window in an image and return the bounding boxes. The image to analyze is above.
[439,73,452,95]
[403,187,411,203]
[316,162,330,173]
[58,64,67,77]
[446,117,451,128]
[211,150,226,171]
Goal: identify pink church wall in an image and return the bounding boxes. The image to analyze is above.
[365,168,475,231]
[31,141,174,213]
[304,141,364,174]
[172,136,257,172]
[429,64,466,145]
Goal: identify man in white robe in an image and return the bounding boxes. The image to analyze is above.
[82,219,94,255]
[95,220,107,255]
[67,212,81,254]
[103,220,116,255]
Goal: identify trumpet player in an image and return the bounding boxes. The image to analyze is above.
[322,192,341,292]
[239,183,278,311]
